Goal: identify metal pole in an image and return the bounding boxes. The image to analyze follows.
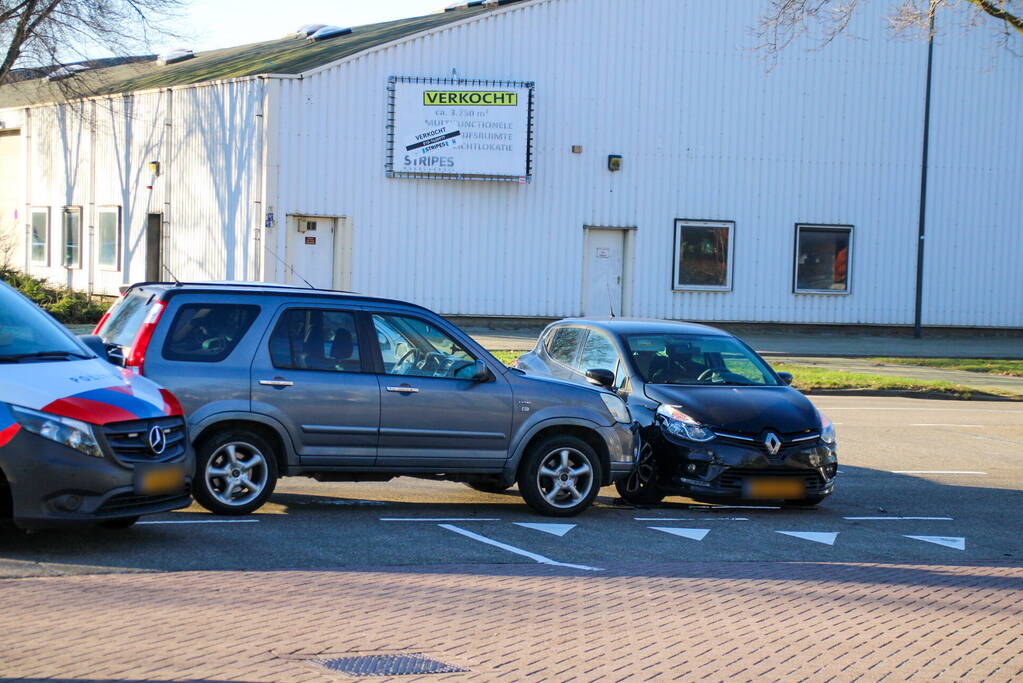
[913,6,936,339]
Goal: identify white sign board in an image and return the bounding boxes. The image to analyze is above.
[388,77,533,181]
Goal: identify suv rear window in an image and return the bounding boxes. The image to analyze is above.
[162,304,260,362]
[99,291,155,347]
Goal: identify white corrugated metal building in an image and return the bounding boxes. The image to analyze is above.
[0,0,1020,328]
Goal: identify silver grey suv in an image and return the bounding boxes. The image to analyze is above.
[93,283,637,517]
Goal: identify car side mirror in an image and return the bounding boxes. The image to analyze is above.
[585,368,615,389]
[78,334,113,364]
[777,371,794,385]
[471,359,494,382]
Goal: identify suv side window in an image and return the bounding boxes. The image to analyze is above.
[372,313,477,379]
[578,330,620,373]
[546,326,584,367]
[162,303,260,362]
[269,309,362,372]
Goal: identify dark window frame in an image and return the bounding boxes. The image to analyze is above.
[792,223,853,295]
[267,307,370,374]
[160,303,261,363]
[97,205,121,271]
[61,206,83,269]
[672,218,735,292]
[30,207,49,266]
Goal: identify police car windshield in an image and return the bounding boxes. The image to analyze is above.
[0,286,90,362]
[623,334,780,386]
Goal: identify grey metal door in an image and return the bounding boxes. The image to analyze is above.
[145,213,162,281]
[370,312,512,470]
[250,306,380,467]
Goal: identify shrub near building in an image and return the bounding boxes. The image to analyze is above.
[0,267,109,324]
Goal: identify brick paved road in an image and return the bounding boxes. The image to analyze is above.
[2,562,1021,682]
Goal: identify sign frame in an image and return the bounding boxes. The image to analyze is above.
[386,75,535,183]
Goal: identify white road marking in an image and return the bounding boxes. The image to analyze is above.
[635,517,748,521]
[649,527,710,541]
[316,499,388,506]
[136,519,261,525]
[514,522,576,537]
[905,535,965,550]
[820,407,1021,412]
[380,518,501,522]
[776,531,838,546]
[910,424,984,427]
[891,471,987,475]
[689,505,782,510]
[844,516,953,521]
[439,524,602,571]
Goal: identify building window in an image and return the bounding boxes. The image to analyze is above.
[794,224,852,294]
[62,207,82,269]
[97,206,121,270]
[673,219,733,291]
[30,208,49,265]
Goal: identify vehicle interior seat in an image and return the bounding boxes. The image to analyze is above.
[328,327,361,372]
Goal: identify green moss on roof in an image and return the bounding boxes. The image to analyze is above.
[0,7,491,108]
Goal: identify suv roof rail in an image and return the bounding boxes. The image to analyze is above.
[124,280,358,294]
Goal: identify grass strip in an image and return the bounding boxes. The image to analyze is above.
[868,357,1023,378]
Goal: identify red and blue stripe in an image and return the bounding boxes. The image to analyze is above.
[0,404,19,447]
[41,385,182,426]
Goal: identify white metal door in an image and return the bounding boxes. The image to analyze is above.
[583,229,624,316]
[286,216,335,289]
[0,130,20,264]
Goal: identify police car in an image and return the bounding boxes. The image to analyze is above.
[0,281,193,530]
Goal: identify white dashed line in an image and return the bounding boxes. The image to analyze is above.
[843,516,953,521]
[439,524,603,571]
[514,522,576,537]
[905,535,965,550]
[649,527,710,541]
[891,471,987,475]
[776,531,838,546]
[137,519,261,525]
[380,518,501,522]
[635,517,749,521]
[910,424,984,427]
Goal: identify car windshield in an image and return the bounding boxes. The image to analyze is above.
[0,284,89,362]
[622,333,780,386]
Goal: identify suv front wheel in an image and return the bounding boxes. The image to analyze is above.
[519,435,602,517]
[194,429,278,515]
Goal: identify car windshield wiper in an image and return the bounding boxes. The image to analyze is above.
[0,350,91,363]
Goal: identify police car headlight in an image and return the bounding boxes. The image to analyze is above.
[8,405,103,458]
[656,404,716,442]
[599,393,632,424]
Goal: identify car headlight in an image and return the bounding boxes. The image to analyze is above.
[8,404,103,458]
[599,393,632,424]
[656,404,716,442]
[819,411,837,445]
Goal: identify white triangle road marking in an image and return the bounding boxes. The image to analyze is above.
[905,535,965,550]
[649,527,710,541]
[514,522,576,537]
[776,531,838,546]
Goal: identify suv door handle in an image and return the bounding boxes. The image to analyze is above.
[386,385,419,394]
[259,379,294,387]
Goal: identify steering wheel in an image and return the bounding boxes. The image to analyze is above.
[393,347,424,374]
[697,368,721,383]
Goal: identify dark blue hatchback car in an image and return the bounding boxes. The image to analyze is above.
[515,319,838,506]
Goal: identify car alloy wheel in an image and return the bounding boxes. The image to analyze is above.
[205,441,269,508]
[536,446,594,510]
[615,441,665,505]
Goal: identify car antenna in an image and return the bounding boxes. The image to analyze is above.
[162,265,182,286]
[263,243,317,289]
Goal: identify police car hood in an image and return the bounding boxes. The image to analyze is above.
[0,358,182,425]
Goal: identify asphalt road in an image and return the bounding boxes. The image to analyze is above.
[1,395,1021,577]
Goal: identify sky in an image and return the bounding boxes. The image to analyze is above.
[154,0,450,53]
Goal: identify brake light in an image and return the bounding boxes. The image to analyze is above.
[124,300,166,374]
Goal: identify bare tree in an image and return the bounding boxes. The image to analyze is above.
[754,0,1023,58]
[0,0,185,93]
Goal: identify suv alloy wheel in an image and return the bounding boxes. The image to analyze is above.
[519,435,603,517]
[194,429,278,515]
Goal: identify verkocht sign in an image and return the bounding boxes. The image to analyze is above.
[388,77,533,180]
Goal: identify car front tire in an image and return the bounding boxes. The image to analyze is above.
[519,435,602,517]
[614,442,665,506]
[193,429,278,515]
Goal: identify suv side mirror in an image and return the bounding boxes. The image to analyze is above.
[777,371,794,386]
[585,368,615,389]
[78,334,113,364]
[471,359,494,382]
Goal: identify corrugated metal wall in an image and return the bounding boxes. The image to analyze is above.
[13,79,264,294]
[273,0,1020,327]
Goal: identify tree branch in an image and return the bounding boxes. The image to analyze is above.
[962,0,1023,36]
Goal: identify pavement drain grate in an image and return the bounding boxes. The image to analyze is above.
[314,653,468,677]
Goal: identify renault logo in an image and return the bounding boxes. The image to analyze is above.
[148,426,167,455]
[763,431,782,455]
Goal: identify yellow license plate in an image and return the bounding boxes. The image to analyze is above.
[745,478,805,500]
[137,466,185,495]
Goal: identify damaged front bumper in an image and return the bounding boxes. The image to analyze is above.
[650,430,838,501]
